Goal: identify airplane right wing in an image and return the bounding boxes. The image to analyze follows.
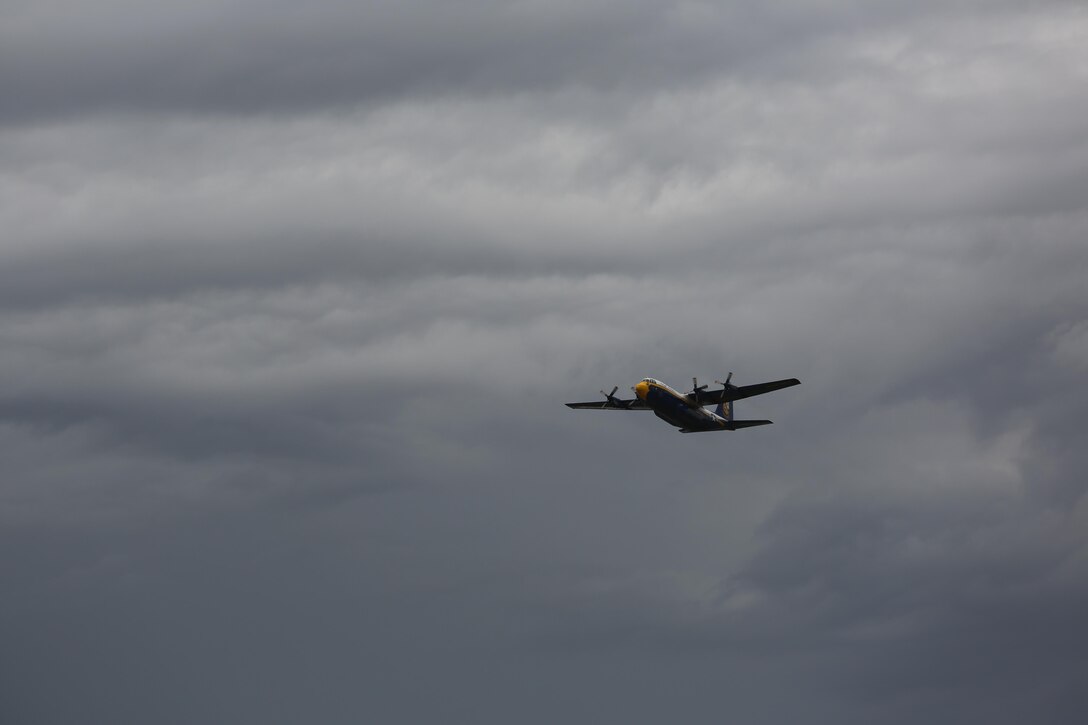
[565,398,651,410]
[566,385,652,411]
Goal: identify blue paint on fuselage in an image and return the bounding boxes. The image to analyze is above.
[644,383,719,431]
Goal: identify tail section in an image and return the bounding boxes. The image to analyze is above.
[714,398,773,430]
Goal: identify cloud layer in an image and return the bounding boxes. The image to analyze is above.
[3,1,1087,723]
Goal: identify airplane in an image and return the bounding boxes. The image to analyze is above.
[566,373,800,433]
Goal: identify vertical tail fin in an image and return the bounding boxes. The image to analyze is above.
[715,399,733,422]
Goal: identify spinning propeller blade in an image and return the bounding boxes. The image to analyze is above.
[600,385,628,408]
[689,377,709,406]
[715,372,734,388]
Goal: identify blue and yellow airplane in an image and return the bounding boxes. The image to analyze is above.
[566,374,800,433]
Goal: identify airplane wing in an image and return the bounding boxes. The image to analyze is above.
[699,378,800,405]
[565,398,651,410]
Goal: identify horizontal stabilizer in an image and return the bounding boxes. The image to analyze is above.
[678,419,773,432]
[729,419,773,429]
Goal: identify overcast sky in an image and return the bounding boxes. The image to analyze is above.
[3,1,1088,723]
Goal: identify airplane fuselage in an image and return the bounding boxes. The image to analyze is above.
[566,374,796,433]
[634,379,729,432]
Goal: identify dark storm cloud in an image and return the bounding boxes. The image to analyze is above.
[0,0,1038,124]
[3,1,1088,723]
[0,0,880,122]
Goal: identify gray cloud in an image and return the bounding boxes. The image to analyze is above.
[1,0,998,124]
[3,1,1088,723]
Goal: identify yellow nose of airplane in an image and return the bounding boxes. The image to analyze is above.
[634,381,650,400]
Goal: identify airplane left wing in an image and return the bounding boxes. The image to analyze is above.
[700,378,801,405]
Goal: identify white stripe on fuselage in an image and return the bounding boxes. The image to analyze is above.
[646,381,726,427]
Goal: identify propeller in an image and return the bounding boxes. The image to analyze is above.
[689,377,709,406]
[600,385,627,408]
[715,372,734,388]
